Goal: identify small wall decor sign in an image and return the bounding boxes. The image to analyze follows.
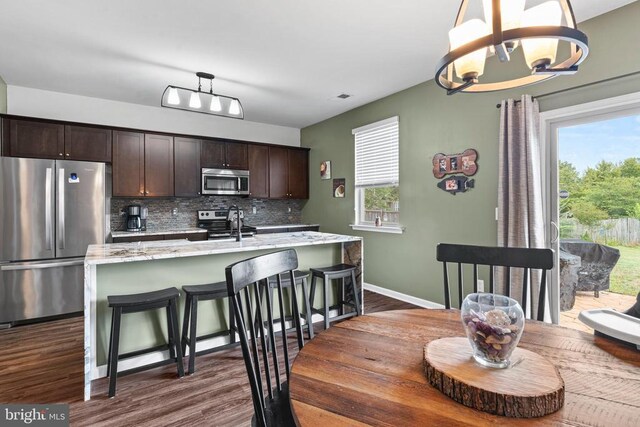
[437,176,475,195]
[432,149,478,178]
[320,161,331,180]
[333,178,345,198]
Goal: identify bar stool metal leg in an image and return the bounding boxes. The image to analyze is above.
[167,305,176,360]
[227,297,236,344]
[350,270,362,316]
[188,296,198,374]
[181,294,192,356]
[301,277,314,339]
[169,298,185,378]
[108,307,122,398]
[323,274,330,330]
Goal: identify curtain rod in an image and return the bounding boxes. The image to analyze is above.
[495,69,640,108]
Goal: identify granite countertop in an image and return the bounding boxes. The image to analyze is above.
[252,224,320,230]
[111,228,207,238]
[86,231,360,266]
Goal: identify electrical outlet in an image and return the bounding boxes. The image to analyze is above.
[252,206,257,214]
[287,207,291,213]
[171,208,178,216]
[477,279,485,292]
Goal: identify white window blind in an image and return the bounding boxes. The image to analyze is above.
[353,116,399,187]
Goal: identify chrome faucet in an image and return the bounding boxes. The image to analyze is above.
[228,205,242,242]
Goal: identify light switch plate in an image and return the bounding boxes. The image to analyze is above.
[252,206,257,214]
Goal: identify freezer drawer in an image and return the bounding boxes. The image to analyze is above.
[0,258,84,324]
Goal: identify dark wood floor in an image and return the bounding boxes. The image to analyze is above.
[0,291,417,426]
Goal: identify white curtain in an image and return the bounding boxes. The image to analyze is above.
[497,94,546,317]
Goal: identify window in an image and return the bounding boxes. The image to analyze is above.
[351,116,402,233]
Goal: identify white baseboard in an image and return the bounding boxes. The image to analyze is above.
[363,282,445,309]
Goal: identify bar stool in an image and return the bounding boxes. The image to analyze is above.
[180,281,238,375]
[265,270,314,340]
[107,287,184,398]
[309,264,361,330]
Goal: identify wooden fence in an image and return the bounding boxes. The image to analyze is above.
[561,217,640,245]
[364,210,400,224]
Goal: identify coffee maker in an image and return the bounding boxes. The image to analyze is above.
[126,205,143,232]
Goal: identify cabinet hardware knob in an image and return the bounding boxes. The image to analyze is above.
[59,153,63,156]
[65,153,70,157]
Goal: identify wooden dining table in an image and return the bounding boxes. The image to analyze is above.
[289,309,640,426]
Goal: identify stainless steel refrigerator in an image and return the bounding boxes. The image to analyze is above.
[0,157,108,325]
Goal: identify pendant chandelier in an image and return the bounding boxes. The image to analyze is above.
[435,0,589,95]
[162,72,244,119]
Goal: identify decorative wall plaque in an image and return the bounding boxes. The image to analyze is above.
[432,149,478,179]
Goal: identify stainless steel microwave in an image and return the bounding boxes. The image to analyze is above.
[201,168,250,195]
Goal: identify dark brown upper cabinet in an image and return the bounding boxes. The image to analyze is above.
[112,131,145,197]
[288,148,309,199]
[268,147,309,199]
[248,144,269,198]
[144,134,174,197]
[268,146,289,199]
[64,125,112,162]
[3,118,64,159]
[1,118,112,162]
[201,139,248,170]
[174,137,201,197]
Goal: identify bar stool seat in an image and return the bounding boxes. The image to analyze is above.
[310,264,361,330]
[265,270,314,340]
[107,287,184,398]
[181,281,237,375]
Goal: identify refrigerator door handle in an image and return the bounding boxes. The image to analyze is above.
[45,167,53,250]
[58,167,65,250]
[0,258,84,271]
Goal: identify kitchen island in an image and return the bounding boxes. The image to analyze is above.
[83,231,362,400]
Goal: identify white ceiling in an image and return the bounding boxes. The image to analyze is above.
[0,0,635,128]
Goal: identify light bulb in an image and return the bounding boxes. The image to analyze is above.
[210,95,222,112]
[483,0,525,49]
[189,92,202,109]
[229,99,241,115]
[448,19,489,81]
[521,1,563,70]
[167,87,180,105]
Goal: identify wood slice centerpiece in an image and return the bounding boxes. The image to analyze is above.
[423,337,564,418]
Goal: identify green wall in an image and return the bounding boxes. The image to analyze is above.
[0,75,6,114]
[301,3,640,304]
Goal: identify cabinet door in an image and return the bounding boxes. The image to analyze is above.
[201,140,226,168]
[174,137,201,197]
[225,142,248,170]
[144,134,174,197]
[248,144,269,198]
[5,119,64,159]
[112,131,145,197]
[64,125,112,162]
[288,148,309,199]
[268,146,289,199]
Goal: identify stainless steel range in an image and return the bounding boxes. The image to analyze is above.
[197,209,256,240]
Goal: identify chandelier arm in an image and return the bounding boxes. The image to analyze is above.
[560,0,579,58]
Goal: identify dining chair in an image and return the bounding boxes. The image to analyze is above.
[436,243,554,321]
[225,249,305,427]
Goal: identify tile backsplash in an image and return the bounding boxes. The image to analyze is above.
[111,197,305,232]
